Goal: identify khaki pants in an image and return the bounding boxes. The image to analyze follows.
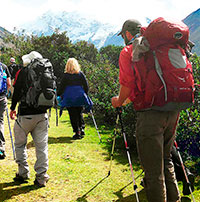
[14,113,49,184]
[136,110,180,202]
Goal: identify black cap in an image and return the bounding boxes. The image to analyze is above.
[118,19,141,36]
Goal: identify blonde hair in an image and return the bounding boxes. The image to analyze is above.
[65,58,80,74]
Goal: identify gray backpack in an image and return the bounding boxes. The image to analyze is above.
[25,58,57,109]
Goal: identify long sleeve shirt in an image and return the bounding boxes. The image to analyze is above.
[57,71,89,96]
[10,68,47,115]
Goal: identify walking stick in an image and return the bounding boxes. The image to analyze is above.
[55,106,58,126]
[6,108,16,160]
[173,111,196,201]
[107,114,119,176]
[90,110,101,142]
[48,108,51,128]
[174,141,196,202]
[117,107,140,202]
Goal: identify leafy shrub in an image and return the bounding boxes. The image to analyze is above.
[1,32,199,172]
[80,58,120,124]
[176,54,200,172]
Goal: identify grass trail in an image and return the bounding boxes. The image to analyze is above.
[0,102,199,202]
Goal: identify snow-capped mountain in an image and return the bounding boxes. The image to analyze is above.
[18,11,124,49]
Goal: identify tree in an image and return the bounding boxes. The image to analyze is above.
[99,45,123,68]
[73,41,98,64]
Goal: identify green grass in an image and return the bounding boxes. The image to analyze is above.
[0,102,199,202]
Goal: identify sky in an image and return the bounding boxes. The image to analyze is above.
[1,0,200,32]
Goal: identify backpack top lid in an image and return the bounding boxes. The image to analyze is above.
[22,51,43,67]
[143,17,189,50]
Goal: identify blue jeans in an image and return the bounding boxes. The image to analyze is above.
[0,96,7,152]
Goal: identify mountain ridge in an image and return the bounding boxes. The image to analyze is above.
[18,11,121,49]
[183,8,200,55]
[0,9,200,54]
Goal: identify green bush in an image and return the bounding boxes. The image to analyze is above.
[176,54,200,172]
[1,32,199,172]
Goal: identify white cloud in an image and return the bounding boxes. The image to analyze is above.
[0,0,199,32]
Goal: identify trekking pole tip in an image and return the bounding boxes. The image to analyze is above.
[133,184,138,190]
[107,171,111,177]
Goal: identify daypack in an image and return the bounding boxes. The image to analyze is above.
[0,63,7,94]
[25,58,57,109]
[132,17,195,111]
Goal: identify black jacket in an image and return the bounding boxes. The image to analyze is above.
[57,71,89,96]
[10,67,47,115]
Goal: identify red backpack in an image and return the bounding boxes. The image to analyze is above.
[132,17,195,111]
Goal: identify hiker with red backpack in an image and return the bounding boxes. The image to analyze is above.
[112,18,195,202]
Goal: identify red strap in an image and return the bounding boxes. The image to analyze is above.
[13,69,22,86]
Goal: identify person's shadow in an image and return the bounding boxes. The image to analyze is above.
[26,136,74,149]
[0,181,40,201]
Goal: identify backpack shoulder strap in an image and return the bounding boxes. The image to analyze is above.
[13,69,22,86]
[152,51,167,101]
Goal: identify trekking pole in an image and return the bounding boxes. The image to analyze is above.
[48,108,51,128]
[6,108,16,160]
[174,141,196,202]
[117,107,140,202]
[107,113,119,176]
[90,110,101,142]
[48,108,51,118]
[186,109,192,122]
[55,106,58,126]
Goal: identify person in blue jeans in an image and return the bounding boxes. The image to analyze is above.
[57,58,89,139]
[0,62,11,159]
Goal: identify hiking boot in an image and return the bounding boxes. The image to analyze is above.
[73,132,83,139]
[140,177,146,188]
[140,178,144,187]
[81,129,85,137]
[34,178,48,187]
[182,172,195,195]
[0,150,6,160]
[13,173,29,183]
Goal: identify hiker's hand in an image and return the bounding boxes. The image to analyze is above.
[111,96,121,108]
[10,110,16,120]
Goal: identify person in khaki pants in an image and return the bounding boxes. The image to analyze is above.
[111,19,181,202]
[10,51,50,187]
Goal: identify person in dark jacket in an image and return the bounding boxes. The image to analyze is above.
[10,51,50,187]
[7,57,21,97]
[57,58,89,139]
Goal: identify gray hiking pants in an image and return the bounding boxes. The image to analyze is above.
[14,113,49,184]
[136,110,181,202]
[0,96,7,152]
